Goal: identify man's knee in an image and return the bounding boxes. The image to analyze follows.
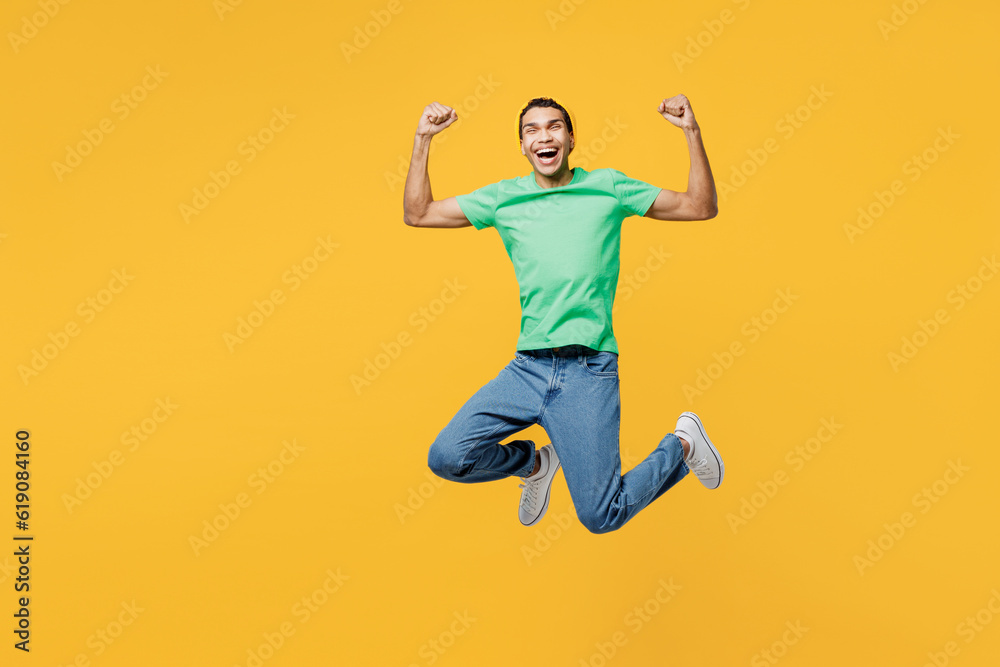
[427,437,463,480]
[577,508,617,535]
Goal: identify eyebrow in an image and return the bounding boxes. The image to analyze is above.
[522,119,563,129]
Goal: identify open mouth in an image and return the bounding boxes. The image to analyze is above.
[535,148,559,165]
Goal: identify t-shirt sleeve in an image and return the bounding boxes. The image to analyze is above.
[455,181,500,230]
[609,169,662,218]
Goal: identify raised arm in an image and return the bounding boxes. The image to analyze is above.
[403,102,472,228]
[644,94,718,221]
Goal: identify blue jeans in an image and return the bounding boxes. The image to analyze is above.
[427,344,689,533]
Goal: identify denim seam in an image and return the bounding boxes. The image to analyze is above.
[510,356,541,477]
[622,413,659,511]
[535,355,559,424]
[625,433,683,511]
[611,411,632,513]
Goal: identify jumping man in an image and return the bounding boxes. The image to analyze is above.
[402,95,724,533]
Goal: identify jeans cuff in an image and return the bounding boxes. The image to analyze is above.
[515,442,537,477]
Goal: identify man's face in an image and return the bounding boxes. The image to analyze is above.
[520,106,574,176]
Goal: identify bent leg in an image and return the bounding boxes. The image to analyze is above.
[428,357,546,483]
[542,351,688,533]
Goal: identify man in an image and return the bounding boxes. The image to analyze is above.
[402,95,724,534]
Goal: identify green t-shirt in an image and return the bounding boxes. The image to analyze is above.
[456,167,661,354]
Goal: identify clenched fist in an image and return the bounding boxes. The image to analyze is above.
[417,102,458,137]
[658,94,698,130]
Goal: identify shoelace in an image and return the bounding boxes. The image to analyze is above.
[518,476,541,509]
[687,455,713,477]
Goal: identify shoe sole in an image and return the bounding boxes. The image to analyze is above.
[680,411,724,489]
[521,453,561,527]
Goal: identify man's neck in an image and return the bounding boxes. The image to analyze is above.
[534,167,574,189]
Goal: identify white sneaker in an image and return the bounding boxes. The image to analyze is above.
[518,444,561,526]
[675,412,724,489]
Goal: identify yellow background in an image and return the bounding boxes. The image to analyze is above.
[2,0,999,665]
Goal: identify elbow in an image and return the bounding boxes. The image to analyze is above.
[686,204,717,221]
[680,193,717,221]
[698,196,718,220]
[403,201,430,227]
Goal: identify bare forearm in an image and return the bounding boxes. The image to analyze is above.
[682,125,718,217]
[403,134,434,224]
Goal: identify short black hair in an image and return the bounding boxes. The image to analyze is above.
[518,97,573,140]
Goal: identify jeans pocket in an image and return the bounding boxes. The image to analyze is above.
[581,351,618,377]
[513,351,531,364]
